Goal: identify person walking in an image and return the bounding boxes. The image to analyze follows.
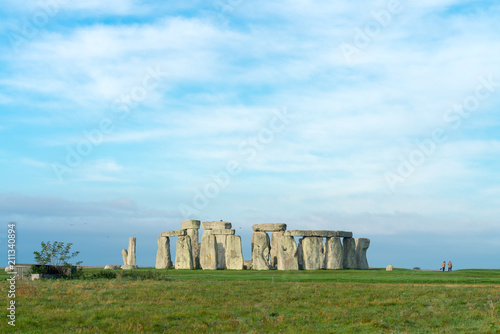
[441,261,446,271]
[448,261,452,271]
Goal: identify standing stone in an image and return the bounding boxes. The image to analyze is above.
[186,228,200,269]
[200,233,217,270]
[155,236,172,269]
[355,238,370,270]
[302,237,324,270]
[297,238,304,270]
[270,231,284,267]
[252,232,271,270]
[324,237,343,269]
[277,235,298,270]
[175,235,193,269]
[342,237,357,269]
[121,249,128,266]
[243,260,253,270]
[225,235,244,270]
[215,234,228,269]
[127,237,137,266]
[386,264,393,271]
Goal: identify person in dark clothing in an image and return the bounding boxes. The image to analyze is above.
[441,261,446,271]
[448,261,452,271]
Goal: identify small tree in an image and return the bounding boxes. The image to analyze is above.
[32,241,82,277]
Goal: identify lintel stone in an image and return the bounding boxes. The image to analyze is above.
[160,230,186,237]
[181,220,201,230]
[284,230,352,238]
[202,221,232,230]
[211,229,235,235]
[252,223,287,232]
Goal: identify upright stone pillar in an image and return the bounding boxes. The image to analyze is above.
[175,235,193,269]
[181,220,201,269]
[252,231,271,270]
[324,237,343,269]
[270,231,284,268]
[121,249,128,266]
[200,232,217,270]
[355,238,370,269]
[302,237,324,270]
[297,238,304,270]
[277,235,298,270]
[127,237,137,266]
[201,221,232,269]
[225,235,244,270]
[155,236,172,269]
[342,237,357,269]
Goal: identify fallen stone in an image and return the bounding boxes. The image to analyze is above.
[160,230,186,237]
[127,237,137,267]
[200,232,217,270]
[121,264,138,270]
[104,264,121,270]
[324,237,343,269]
[175,235,193,269]
[270,231,284,267]
[302,237,324,270]
[277,235,298,270]
[121,249,128,266]
[186,228,200,269]
[386,264,393,271]
[243,260,253,270]
[211,229,235,235]
[225,235,244,270]
[284,230,353,238]
[181,220,201,230]
[355,238,370,270]
[202,221,232,230]
[215,234,228,269]
[155,236,172,269]
[252,223,287,232]
[252,232,271,270]
[342,237,357,269]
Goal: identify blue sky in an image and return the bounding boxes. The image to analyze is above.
[1,0,499,269]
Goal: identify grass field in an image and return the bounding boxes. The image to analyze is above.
[1,268,499,333]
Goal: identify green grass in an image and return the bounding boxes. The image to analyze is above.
[1,268,499,333]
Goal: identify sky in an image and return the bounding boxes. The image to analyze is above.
[1,0,499,270]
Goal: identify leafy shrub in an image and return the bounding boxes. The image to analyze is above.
[33,241,82,278]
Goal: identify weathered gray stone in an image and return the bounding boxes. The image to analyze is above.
[324,237,343,269]
[355,238,370,270]
[186,229,200,269]
[121,249,128,266]
[252,223,287,232]
[127,237,137,266]
[155,236,172,269]
[200,232,217,270]
[251,232,271,270]
[160,230,186,237]
[202,221,232,230]
[225,235,244,270]
[386,264,393,271]
[243,260,253,270]
[297,238,304,270]
[277,235,298,270]
[211,229,235,235]
[181,220,201,230]
[270,231,284,267]
[175,235,193,269]
[302,237,324,270]
[121,264,138,270]
[342,237,357,269]
[104,264,121,270]
[284,230,353,238]
[215,234,228,269]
